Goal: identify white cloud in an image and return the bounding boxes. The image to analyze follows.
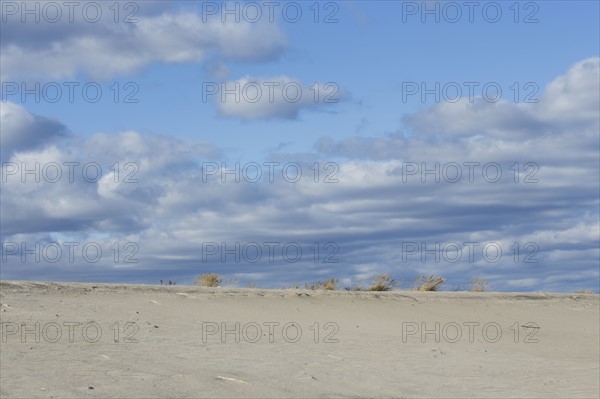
[537,57,600,125]
[402,58,600,139]
[0,3,287,81]
[215,76,346,120]
[318,58,600,172]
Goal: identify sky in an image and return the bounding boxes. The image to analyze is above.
[0,0,599,292]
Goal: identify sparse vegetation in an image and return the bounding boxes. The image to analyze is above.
[469,278,488,292]
[221,277,240,288]
[316,278,338,290]
[413,275,445,291]
[299,278,338,290]
[322,278,338,290]
[344,275,365,291]
[367,274,397,291]
[169,275,593,293]
[345,286,364,291]
[195,273,222,287]
[157,274,599,293]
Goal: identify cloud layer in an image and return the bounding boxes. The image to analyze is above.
[1,59,598,291]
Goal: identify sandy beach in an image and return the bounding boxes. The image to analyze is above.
[0,280,598,398]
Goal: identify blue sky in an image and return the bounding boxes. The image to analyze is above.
[1,1,599,291]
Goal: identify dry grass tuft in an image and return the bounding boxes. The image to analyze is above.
[302,278,338,290]
[195,273,222,287]
[368,274,397,291]
[575,289,594,294]
[470,278,488,292]
[413,275,445,291]
[322,278,338,290]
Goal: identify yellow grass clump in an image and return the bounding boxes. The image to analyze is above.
[413,275,445,291]
[195,273,222,287]
[368,274,397,291]
[301,278,338,290]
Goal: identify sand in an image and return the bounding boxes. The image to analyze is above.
[0,280,598,398]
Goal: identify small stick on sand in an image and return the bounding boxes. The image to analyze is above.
[216,376,248,384]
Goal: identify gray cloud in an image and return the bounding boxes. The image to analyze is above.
[0,101,69,159]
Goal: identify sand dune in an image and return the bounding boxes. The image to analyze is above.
[0,280,598,398]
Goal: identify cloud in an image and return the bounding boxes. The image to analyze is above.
[1,59,598,292]
[0,2,287,81]
[401,58,600,139]
[318,58,600,169]
[1,117,220,236]
[214,76,346,120]
[0,101,69,159]
[537,57,600,126]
